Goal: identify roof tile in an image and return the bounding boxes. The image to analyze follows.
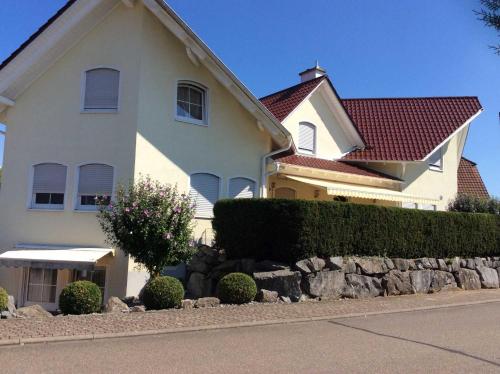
[457,157,489,198]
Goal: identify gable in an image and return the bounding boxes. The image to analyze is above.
[457,158,489,198]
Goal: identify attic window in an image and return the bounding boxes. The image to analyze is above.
[298,122,316,155]
[83,68,120,112]
[176,82,207,126]
[428,148,443,171]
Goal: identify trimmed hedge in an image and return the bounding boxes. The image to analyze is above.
[0,287,8,311]
[59,281,102,315]
[217,273,257,304]
[213,199,500,263]
[141,276,184,310]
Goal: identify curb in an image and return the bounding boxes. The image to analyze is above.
[2,298,500,348]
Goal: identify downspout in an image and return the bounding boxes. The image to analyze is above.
[260,138,293,198]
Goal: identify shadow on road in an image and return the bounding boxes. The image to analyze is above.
[328,320,500,369]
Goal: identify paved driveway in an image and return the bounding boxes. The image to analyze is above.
[2,301,500,373]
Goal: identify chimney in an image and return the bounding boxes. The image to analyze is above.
[299,61,326,82]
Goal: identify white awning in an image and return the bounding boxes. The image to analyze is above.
[285,175,440,204]
[0,245,114,270]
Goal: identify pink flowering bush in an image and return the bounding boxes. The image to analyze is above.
[98,176,195,277]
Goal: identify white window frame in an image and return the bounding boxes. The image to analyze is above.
[427,148,443,172]
[298,122,316,155]
[81,66,121,113]
[174,80,209,127]
[419,203,437,211]
[227,176,257,199]
[188,171,222,219]
[74,162,115,212]
[27,162,68,211]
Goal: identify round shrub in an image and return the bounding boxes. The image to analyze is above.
[0,287,8,311]
[59,281,102,315]
[141,276,184,310]
[218,272,257,304]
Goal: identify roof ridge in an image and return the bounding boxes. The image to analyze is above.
[342,96,479,101]
[460,156,477,166]
[259,76,326,101]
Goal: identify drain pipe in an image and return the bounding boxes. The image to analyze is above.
[260,138,293,198]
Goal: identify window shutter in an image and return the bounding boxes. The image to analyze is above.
[189,173,220,218]
[298,123,315,153]
[33,164,67,194]
[78,164,114,196]
[229,178,255,199]
[275,187,296,199]
[84,68,120,110]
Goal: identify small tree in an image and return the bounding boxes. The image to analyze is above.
[98,176,196,277]
[475,0,500,54]
[448,193,499,215]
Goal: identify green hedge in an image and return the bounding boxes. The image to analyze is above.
[213,199,500,263]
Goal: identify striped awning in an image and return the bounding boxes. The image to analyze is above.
[285,175,440,204]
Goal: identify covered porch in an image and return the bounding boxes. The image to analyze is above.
[0,244,114,311]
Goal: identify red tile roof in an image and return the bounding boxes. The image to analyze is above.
[275,154,400,181]
[341,97,482,161]
[260,76,326,121]
[457,157,489,198]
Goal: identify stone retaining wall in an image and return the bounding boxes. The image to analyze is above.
[186,246,500,302]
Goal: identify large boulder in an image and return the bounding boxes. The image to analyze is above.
[410,270,433,293]
[392,258,410,272]
[7,295,16,315]
[476,266,499,289]
[343,258,357,274]
[16,304,52,318]
[254,270,302,301]
[465,259,476,270]
[415,258,432,270]
[187,255,212,274]
[428,258,439,270]
[186,272,213,299]
[301,270,345,299]
[355,257,389,275]
[325,256,343,271]
[454,269,481,290]
[255,289,279,303]
[449,258,461,272]
[343,274,384,298]
[104,297,129,313]
[430,271,457,293]
[254,260,290,272]
[195,297,220,308]
[294,257,326,274]
[437,259,448,271]
[208,260,241,280]
[383,270,413,296]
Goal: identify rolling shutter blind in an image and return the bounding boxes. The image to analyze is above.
[84,68,120,110]
[229,178,255,199]
[189,173,220,218]
[33,164,67,194]
[78,164,114,196]
[275,187,296,199]
[298,123,315,153]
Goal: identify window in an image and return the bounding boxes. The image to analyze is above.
[228,177,256,199]
[274,187,296,199]
[428,148,443,171]
[74,268,106,302]
[31,163,67,209]
[27,268,57,303]
[298,122,316,154]
[189,173,220,218]
[176,82,207,125]
[77,164,114,210]
[402,202,417,209]
[419,204,437,211]
[83,68,120,112]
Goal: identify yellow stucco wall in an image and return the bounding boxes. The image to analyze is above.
[0,2,272,301]
[282,84,354,159]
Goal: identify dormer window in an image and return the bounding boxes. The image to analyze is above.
[298,122,316,155]
[83,68,120,112]
[176,82,207,126]
[428,148,443,171]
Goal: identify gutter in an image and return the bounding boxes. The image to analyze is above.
[260,138,293,197]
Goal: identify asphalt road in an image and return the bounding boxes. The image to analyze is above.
[2,302,500,373]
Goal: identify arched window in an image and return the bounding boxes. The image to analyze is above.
[298,122,316,154]
[189,173,220,218]
[83,68,120,111]
[176,82,207,125]
[274,187,296,199]
[77,163,114,210]
[229,177,256,199]
[31,163,67,209]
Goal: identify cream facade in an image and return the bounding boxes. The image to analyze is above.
[0,0,482,310]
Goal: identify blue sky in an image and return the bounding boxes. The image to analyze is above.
[0,0,498,195]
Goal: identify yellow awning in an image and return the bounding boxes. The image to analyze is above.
[285,175,440,204]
